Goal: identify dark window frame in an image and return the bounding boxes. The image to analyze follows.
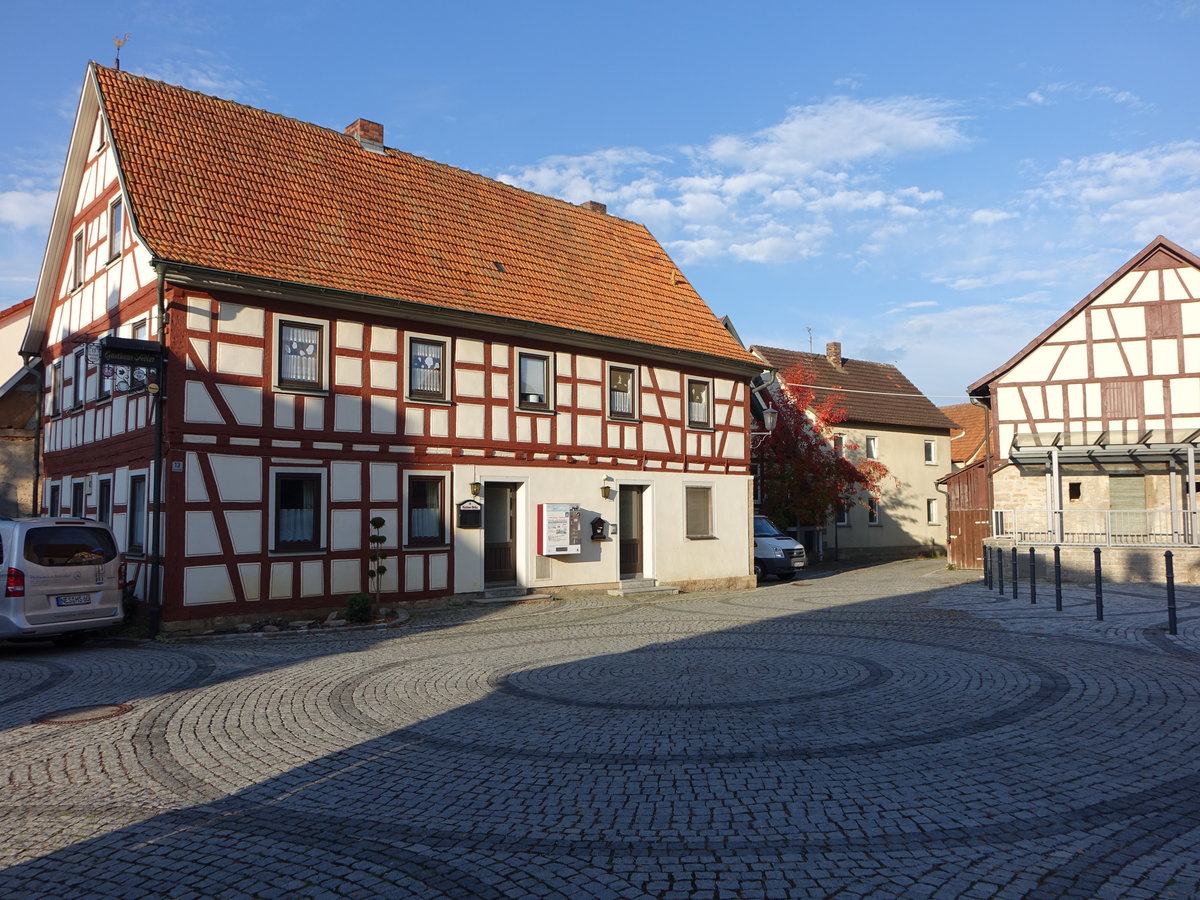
[127,474,147,555]
[108,199,123,262]
[408,337,449,402]
[273,472,323,552]
[72,231,84,290]
[686,378,713,429]
[407,475,446,546]
[277,319,325,392]
[608,365,638,421]
[517,352,552,411]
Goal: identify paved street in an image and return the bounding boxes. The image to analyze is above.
[2,560,1200,898]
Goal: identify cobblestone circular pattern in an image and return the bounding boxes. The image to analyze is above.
[2,562,1200,899]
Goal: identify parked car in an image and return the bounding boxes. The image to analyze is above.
[754,515,807,581]
[0,517,124,646]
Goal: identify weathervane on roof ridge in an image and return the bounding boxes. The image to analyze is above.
[114,33,130,70]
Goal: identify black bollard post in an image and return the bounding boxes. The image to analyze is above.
[1167,550,1177,636]
[984,546,991,590]
[1094,547,1104,621]
[997,546,1004,595]
[1012,547,1019,600]
[1029,546,1037,604]
[1054,545,1062,612]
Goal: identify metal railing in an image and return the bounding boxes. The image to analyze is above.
[992,508,1199,546]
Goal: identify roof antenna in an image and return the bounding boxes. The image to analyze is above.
[806,326,813,353]
[114,33,130,70]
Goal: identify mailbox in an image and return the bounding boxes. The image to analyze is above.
[590,516,608,541]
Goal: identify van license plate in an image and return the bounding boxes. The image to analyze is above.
[55,594,92,607]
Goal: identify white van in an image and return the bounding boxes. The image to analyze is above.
[754,515,807,581]
[0,517,124,646]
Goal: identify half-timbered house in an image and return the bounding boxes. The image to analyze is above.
[23,64,763,632]
[968,236,1200,581]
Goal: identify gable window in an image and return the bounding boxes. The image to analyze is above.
[685,485,713,539]
[518,353,551,411]
[687,379,712,429]
[609,365,637,420]
[127,475,147,554]
[865,436,878,460]
[409,337,447,401]
[926,498,939,525]
[924,440,937,465]
[867,497,881,526]
[108,199,123,262]
[407,476,445,545]
[72,232,84,290]
[278,321,323,391]
[274,472,322,551]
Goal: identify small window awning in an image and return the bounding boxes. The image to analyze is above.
[1010,428,1200,464]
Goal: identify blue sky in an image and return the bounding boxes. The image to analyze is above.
[3,1,1200,399]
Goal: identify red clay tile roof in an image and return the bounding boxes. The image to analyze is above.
[751,345,954,432]
[940,402,987,464]
[0,298,33,323]
[93,65,756,368]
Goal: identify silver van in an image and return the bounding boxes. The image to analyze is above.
[0,517,124,646]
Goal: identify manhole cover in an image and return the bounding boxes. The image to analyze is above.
[33,703,133,725]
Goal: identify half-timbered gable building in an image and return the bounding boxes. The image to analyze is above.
[23,64,762,631]
[968,236,1200,580]
[750,342,953,561]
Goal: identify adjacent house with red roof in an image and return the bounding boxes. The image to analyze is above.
[750,342,954,561]
[967,236,1200,581]
[23,63,763,632]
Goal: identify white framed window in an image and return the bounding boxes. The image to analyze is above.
[273,314,328,394]
[270,468,326,552]
[924,439,937,465]
[72,348,86,409]
[926,498,939,525]
[835,500,850,527]
[608,364,638,420]
[127,473,147,555]
[865,436,878,460]
[517,352,552,411]
[407,334,449,402]
[406,474,446,546]
[868,497,880,526]
[685,485,713,539]
[72,231,85,290]
[108,199,124,262]
[687,378,713,429]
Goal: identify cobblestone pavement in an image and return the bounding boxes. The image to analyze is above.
[3,559,1200,898]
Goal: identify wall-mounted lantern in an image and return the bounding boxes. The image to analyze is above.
[469,481,482,497]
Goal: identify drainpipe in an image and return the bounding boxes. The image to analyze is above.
[147,266,167,638]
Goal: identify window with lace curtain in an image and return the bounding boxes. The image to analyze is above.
[687,378,711,429]
[274,472,321,551]
[608,365,637,420]
[407,476,445,545]
[409,337,448,401]
[278,321,323,391]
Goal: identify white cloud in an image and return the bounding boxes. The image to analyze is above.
[0,190,56,229]
[970,208,1017,225]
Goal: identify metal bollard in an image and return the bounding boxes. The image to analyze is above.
[984,546,991,590]
[1054,545,1062,612]
[1167,550,1177,636]
[997,546,1004,595]
[1029,546,1037,604]
[1012,547,1019,600]
[1094,547,1104,621]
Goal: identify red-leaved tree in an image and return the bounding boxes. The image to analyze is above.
[756,362,890,529]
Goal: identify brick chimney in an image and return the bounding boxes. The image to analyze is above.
[826,342,843,369]
[578,200,607,214]
[345,119,385,153]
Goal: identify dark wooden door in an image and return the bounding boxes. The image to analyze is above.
[619,485,644,578]
[484,483,518,584]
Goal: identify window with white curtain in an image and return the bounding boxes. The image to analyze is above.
[278,321,322,390]
[609,365,636,419]
[409,338,447,400]
[408,476,444,545]
[275,472,321,550]
[687,379,711,429]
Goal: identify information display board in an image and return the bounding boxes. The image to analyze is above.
[537,503,582,555]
